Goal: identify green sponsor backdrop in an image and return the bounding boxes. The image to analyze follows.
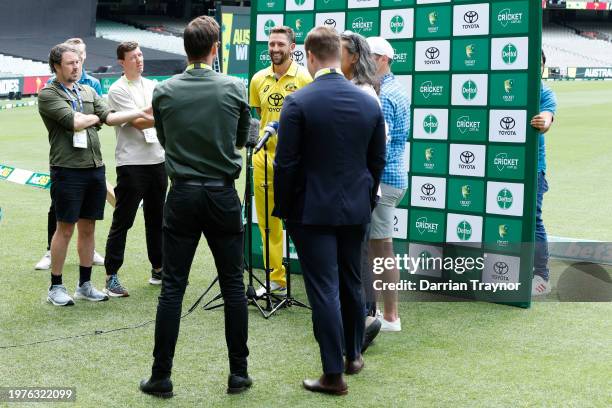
[249,0,544,307]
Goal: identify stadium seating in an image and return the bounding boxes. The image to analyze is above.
[0,54,49,77]
[568,21,612,40]
[119,15,189,37]
[96,20,186,56]
[543,23,612,68]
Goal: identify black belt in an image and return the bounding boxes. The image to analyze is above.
[172,178,233,187]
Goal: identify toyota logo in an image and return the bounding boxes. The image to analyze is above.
[425,47,440,60]
[464,11,479,24]
[421,183,436,196]
[500,116,516,130]
[494,261,509,275]
[324,19,337,28]
[460,151,475,164]
[267,93,284,107]
[292,50,304,62]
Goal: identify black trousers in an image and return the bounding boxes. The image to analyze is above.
[287,222,366,375]
[104,163,167,275]
[152,182,248,379]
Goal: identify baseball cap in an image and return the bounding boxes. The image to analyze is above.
[366,36,394,59]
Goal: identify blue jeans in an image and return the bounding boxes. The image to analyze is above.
[534,171,549,281]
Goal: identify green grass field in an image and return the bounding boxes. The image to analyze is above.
[0,81,610,407]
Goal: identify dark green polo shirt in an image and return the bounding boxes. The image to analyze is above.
[38,80,112,168]
[152,67,250,181]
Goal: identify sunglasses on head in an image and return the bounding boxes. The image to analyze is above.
[340,31,361,53]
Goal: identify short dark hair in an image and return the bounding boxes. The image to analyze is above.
[117,41,140,60]
[305,26,341,63]
[269,26,296,44]
[48,43,80,74]
[541,50,547,66]
[183,16,220,60]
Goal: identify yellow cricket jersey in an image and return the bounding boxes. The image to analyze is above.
[249,60,312,158]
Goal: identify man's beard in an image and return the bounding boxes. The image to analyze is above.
[65,72,78,83]
[271,51,290,66]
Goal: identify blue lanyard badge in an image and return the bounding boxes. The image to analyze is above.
[60,83,84,113]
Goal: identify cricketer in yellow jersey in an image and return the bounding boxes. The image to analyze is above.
[249,26,312,295]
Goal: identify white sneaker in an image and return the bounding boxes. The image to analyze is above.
[380,317,402,332]
[47,284,74,306]
[74,281,109,302]
[92,251,105,266]
[35,251,52,270]
[531,275,551,296]
[255,281,286,298]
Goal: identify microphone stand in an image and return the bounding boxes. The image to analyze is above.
[265,225,311,316]
[244,142,268,317]
[257,143,286,314]
[203,128,310,317]
[254,137,310,318]
[202,140,271,317]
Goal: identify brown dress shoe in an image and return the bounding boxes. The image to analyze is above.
[303,374,348,396]
[345,355,364,375]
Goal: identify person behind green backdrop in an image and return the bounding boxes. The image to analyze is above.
[530,50,557,296]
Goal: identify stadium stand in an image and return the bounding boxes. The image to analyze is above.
[0,54,49,77]
[114,15,189,37]
[0,36,186,76]
[543,23,612,68]
[567,21,612,41]
[96,20,186,56]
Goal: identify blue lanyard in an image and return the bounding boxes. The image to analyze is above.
[59,83,84,113]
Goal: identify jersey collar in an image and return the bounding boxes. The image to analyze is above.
[266,60,299,79]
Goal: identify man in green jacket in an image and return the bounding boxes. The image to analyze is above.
[38,43,153,307]
[139,16,252,398]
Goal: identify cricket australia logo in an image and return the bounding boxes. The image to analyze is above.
[390,15,404,34]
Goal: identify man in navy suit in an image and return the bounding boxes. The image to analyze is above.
[273,26,386,396]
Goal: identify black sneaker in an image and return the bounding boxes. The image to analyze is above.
[227,373,253,394]
[149,268,162,285]
[139,377,173,398]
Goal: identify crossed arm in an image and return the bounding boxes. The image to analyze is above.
[73,107,153,131]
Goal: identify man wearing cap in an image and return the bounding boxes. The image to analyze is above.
[366,37,410,332]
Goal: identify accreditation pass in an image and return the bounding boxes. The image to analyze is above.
[73,130,87,148]
[143,128,158,144]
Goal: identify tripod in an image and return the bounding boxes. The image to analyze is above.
[201,132,310,317]
[201,141,268,314]
[254,141,310,317]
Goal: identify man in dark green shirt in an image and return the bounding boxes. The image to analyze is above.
[38,43,152,307]
[139,16,251,398]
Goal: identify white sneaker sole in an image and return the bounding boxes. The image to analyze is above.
[35,263,51,270]
[103,288,129,298]
[47,296,74,306]
[73,293,109,302]
[149,278,162,285]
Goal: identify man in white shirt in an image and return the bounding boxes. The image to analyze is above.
[103,41,167,297]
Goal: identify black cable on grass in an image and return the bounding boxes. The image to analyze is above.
[0,290,208,350]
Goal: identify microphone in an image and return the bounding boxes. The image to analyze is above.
[246,118,260,148]
[254,121,279,154]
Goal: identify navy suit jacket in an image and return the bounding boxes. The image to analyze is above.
[272,72,386,226]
